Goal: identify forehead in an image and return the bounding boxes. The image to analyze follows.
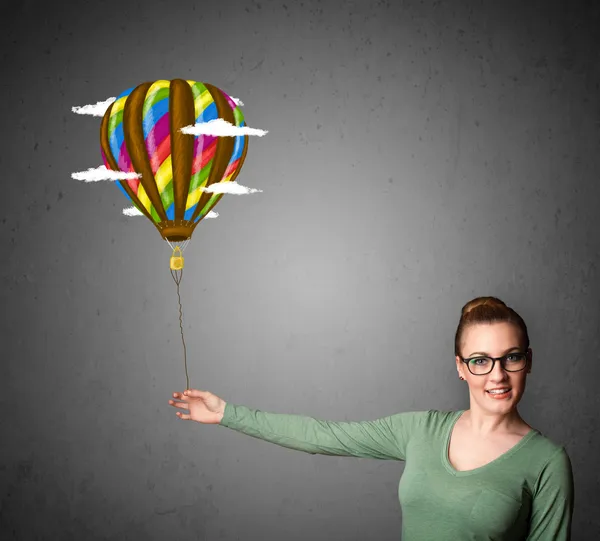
[462,322,522,349]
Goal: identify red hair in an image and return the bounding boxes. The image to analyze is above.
[454,296,530,357]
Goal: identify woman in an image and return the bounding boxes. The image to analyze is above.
[168,296,574,540]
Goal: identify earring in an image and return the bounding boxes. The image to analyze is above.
[459,376,464,380]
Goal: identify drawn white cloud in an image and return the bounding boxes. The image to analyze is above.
[73,95,244,117]
[181,118,267,137]
[72,166,141,182]
[123,207,144,216]
[72,168,261,197]
[201,181,262,194]
[121,180,260,217]
[123,207,219,219]
[71,97,116,117]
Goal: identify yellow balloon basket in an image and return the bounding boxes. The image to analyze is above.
[170,246,184,270]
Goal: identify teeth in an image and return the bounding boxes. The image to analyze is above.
[487,389,510,394]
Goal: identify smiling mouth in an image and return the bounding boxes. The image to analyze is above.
[486,388,512,397]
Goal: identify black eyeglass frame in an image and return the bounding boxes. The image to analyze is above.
[458,351,529,376]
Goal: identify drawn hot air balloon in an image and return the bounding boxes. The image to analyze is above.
[98,79,252,389]
[100,79,249,255]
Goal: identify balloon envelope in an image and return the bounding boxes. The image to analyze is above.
[100,79,248,242]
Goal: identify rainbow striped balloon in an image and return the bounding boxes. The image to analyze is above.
[100,79,248,242]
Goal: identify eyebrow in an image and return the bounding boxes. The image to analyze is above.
[467,346,522,357]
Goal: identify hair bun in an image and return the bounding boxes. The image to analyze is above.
[461,296,507,316]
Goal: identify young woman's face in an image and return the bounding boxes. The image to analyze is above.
[455,322,532,414]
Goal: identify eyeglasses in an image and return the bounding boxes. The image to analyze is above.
[459,353,528,376]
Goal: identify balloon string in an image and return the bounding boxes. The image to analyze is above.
[170,268,189,391]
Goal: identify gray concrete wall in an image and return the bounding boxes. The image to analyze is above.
[2,0,599,539]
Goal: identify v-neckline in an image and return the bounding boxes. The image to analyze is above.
[442,410,538,476]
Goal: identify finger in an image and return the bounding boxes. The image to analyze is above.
[176,411,191,420]
[168,400,189,410]
[184,389,207,398]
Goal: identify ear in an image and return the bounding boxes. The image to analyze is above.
[455,355,464,377]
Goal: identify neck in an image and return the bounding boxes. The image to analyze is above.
[463,408,525,437]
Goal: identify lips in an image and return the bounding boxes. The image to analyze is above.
[486,388,512,399]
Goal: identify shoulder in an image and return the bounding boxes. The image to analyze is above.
[531,434,573,473]
[424,409,462,426]
[385,409,455,424]
[390,409,462,435]
[528,429,570,460]
[379,409,443,437]
[522,431,574,497]
[533,444,574,500]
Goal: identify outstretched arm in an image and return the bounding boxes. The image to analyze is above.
[218,402,424,460]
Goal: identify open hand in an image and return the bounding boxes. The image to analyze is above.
[168,389,227,424]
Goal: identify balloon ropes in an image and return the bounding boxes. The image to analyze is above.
[91,79,264,390]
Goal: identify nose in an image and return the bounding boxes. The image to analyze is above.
[490,359,511,380]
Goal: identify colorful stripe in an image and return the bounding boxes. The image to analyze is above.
[145,115,170,163]
[191,136,217,175]
[184,137,217,219]
[107,88,131,159]
[142,80,174,219]
[101,146,134,205]
[202,88,247,220]
[104,88,149,210]
[149,134,171,172]
[184,81,221,217]
[195,193,221,222]
[185,163,213,218]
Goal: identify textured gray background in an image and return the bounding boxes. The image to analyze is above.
[2,0,599,539]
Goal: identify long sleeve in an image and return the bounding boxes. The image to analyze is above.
[526,447,574,540]
[218,403,426,460]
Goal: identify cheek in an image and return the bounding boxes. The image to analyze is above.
[514,378,527,392]
[468,381,487,392]
[512,374,526,386]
